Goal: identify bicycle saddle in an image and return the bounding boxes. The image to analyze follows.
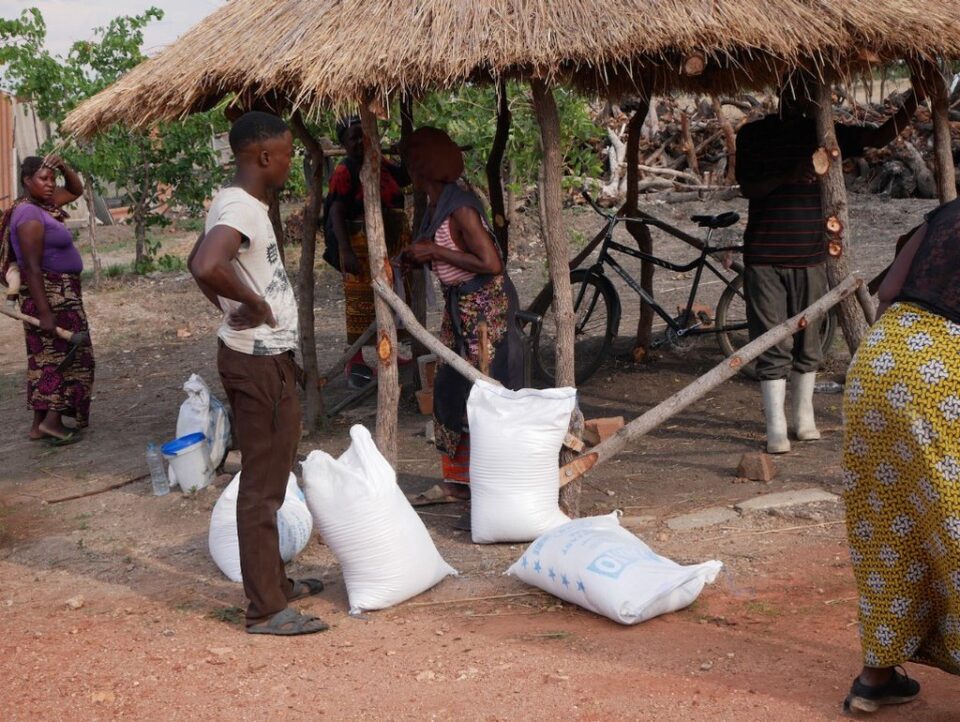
[690,212,740,229]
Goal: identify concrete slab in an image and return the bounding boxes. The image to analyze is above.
[735,488,839,513]
[666,507,739,531]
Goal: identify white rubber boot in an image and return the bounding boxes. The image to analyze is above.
[761,379,791,454]
[791,371,821,441]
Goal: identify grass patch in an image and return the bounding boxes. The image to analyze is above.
[745,600,780,617]
[208,606,245,626]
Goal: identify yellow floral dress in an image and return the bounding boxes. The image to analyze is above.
[842,302,960,674]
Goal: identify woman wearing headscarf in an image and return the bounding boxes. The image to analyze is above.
[840,199,960,713]
[403,127,524,521]
[323,117,411,386]
[0,155,92,445]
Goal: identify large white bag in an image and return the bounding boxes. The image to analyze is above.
[208,472,313,583]
[301,425,457,614]
[468,381,576,543]
[507,513,722,625]
[170,374,231,488]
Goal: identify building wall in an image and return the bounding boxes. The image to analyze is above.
[0,94,14,212]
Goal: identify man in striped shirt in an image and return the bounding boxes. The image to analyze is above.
[736,77,922,453]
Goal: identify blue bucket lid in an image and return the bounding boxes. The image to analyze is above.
[161,432,206,456]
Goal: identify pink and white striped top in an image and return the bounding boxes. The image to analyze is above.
[432,218,476,286]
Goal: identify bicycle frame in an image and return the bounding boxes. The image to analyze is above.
[578,214,747,339]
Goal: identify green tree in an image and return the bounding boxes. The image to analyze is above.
[0,7,226,270]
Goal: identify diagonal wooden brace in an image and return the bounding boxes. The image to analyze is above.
[559,452,597,488]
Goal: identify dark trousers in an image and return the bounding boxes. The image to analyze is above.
[217,343,301,626]
[744,264,828,381]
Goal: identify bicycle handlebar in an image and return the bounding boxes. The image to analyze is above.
[580,189,615,220]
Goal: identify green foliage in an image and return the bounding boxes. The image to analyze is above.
[401,82,603,194]
[0,7,227,266]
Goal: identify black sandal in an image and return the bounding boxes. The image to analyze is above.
[288,578,324,602]
[843,667,920,714]
[247,607,329,636]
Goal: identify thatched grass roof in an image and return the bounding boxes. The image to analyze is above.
[64,0,960,138]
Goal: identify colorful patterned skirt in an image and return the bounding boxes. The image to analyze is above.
[433,273,524,466]
[842,302,960,675]
[342,209,411,344]
[20,271,95,426]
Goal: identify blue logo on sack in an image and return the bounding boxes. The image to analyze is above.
[586,545,643,580]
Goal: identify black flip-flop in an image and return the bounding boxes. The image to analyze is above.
[247,607,329,636]
[288,578,324,602]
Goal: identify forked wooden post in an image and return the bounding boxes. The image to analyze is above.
[812,80,868,354]
[290,110,325,430]
[530,78,576,388]
[590,275,862,466]
[359,103,400,464]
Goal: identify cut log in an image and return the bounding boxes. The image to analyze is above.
[683,53,706,77]
[892,140,937,199]
[590,275,862,467]
[531,79,576,388]
[812,147,832,176]
[359,104,400,464]
[813,80,868,354]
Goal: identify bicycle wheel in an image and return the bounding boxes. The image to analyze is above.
[530,269,618,386]
[716,273,839,375]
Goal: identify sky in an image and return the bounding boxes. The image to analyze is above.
[1,0,226,56]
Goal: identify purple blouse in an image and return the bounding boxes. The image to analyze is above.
[10,203,83,274]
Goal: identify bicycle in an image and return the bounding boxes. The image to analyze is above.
[527,190,837,385]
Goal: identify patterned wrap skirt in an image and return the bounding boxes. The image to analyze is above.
[20,271,95,426]
[342,209,411,344]
[842,302,960,674]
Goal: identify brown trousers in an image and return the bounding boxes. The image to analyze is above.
[217,342,301,626]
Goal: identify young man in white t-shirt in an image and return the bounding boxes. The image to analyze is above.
[190,112,327,636]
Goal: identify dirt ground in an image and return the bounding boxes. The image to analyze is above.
[2,192,959,721]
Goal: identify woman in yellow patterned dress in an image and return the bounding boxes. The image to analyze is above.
[841,199,960,713]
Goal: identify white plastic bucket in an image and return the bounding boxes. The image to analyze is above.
[162,432,212,494]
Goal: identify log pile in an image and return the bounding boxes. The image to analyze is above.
[595,85,960,206]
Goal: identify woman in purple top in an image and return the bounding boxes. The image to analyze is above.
[0,155,93,445]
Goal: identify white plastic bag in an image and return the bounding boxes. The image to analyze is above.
[170,374,231,487]
[467,380,576,543]
[301,425,456,613]
[208,472,313,583]
[507,513,722,625]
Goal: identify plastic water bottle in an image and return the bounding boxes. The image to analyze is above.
[146,442,170,496]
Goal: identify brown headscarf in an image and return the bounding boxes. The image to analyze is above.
[403,127,464,183]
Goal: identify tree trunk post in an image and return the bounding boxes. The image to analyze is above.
[530,78,576,389]
[486,79,512,261]
[359,103,401,464]
[400,96,429,377]
[919,61,958,204]
[289,112,325,432]
[812,80,868,354]
[82,182,102,288]
[624,99,655,361]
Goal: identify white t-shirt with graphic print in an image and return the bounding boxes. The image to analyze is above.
[204,186,299,356]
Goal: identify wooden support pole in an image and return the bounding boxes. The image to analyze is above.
[289,111,325,430]
[624,100,656,362]
[82,181,102,288]
[812,80,868,354]
[400,96,429,373]
[531,79,576,388]
[359,103,400,464]
[591,275,862,467]
[712,95,738,185]
[918,61,958,204]
[486,79,512,261]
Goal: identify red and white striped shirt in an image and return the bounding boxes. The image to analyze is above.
[432,218,476,286]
